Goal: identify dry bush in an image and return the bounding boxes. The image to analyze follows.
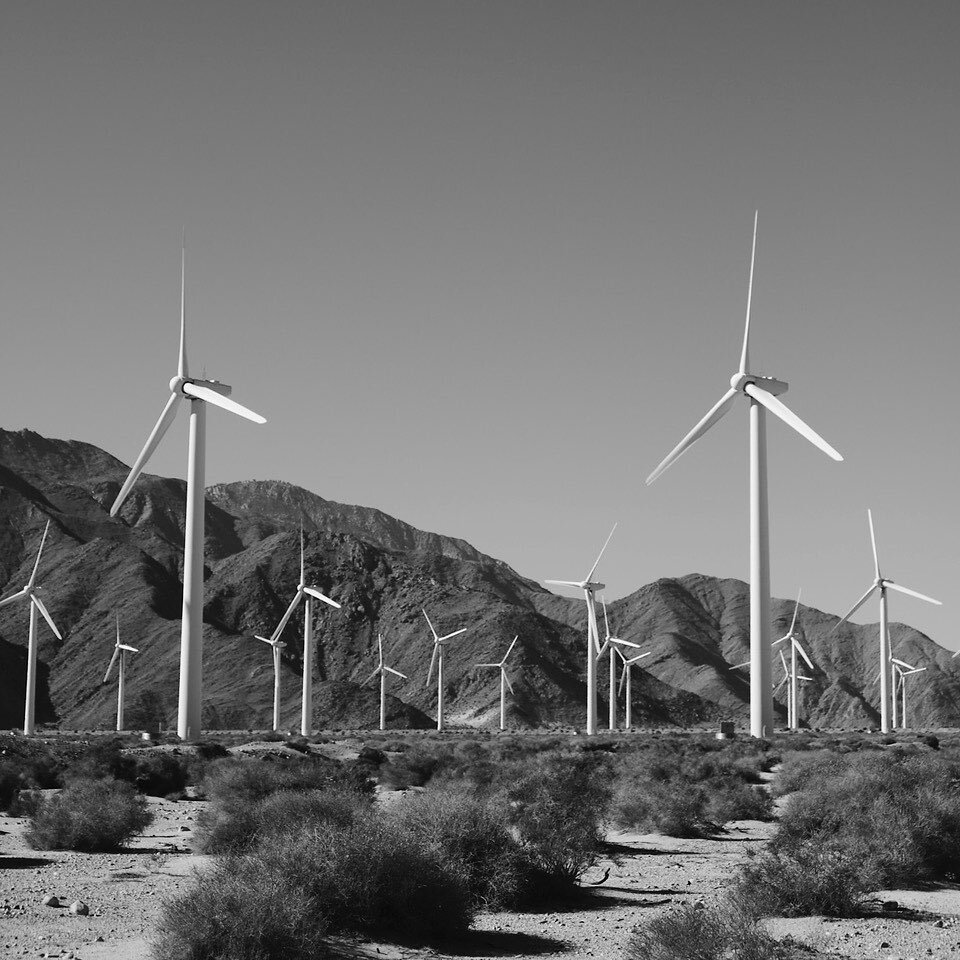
[27,778,153,852]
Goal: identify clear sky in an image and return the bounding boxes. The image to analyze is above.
[2,1,957,649]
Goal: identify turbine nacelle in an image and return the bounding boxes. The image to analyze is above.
[169,375,233,398]
[729,372,788,397]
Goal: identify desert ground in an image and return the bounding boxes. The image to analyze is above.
[1,734,959,960]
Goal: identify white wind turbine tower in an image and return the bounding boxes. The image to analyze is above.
[0,521,63,735]
[646,213,843,738]
[103,615,139,732]
[475,635,518,731]
[363,633,407,731]
[545,524,617,735]
[774,648,812,730]
[831,509,941,734]
[423,609,467,732]
[253,632,286,732]
[599,597,644,730]
[110,243,266,740]
[617,647,651,730]
[269,527,341,736]
[772,590,815,730]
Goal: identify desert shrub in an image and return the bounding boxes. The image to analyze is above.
[732,843,875,918]
[153,859,330,960]
[130,752,189,797]
[770,749,847,797]
[200,756,348,804]
[505,750,612,892]
[8,789,43,818]
[378,742,457,789]
[627,902,797,960]
[23,748,64,789]
[195,787,370,854]
[390,791,529,910]
[0,761,23,810]
[64,737,131,783]
[26,778,153,852]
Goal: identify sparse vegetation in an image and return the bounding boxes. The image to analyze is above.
[26,778,153,852]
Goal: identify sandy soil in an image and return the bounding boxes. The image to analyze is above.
[2,795,960,960]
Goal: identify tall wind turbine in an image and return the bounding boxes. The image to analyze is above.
[110,243,267,740]
[423,609,467,731]
[253,632,286,732]
[545,524,617,735]
[0,521,63,735]
[363,633,407,731]
[772,590,815,730]
[599,597,643,730]
[617,647,650,730]
[646,213,843,738]
[269,527,341,736]
[475,635,518,731]
[831,509,941,733]
[103,615,139,732]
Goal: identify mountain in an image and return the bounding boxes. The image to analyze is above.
[0,426,957,732]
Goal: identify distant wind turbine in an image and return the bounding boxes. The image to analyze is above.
[254,632,286,732]
[545,524,617,735]
[0,520,63,735]
[475,635,518,731]
[103,614,139,731]
[599,597,643,731]
[423,609,467,731]
[831,510,941,733]
[617,647,651,730]
[363,633,407,731]
[646,213,843,738]
[774,648,812,729]
[110,241,266,740]
[892,659,926,730]
[772,590,815,730]
[269,526,341,736]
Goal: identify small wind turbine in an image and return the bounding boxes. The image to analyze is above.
[646,213,843,738]
[269,527,341,736]
[772,590,815,730]
[617,647,651,730]
[831,509,941,733]
[475,635,518,731]
[774,648,812,729]
[545,524,617,735]
[110,242,266,740]
[893,659,926,730]
[423,609,467,731]
[599,597,643,731]
[253,632,286,732]
[363,633,407,731]
[0,520,63,735]
[103,615,139,731]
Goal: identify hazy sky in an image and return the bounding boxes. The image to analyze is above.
[2,1,958,649]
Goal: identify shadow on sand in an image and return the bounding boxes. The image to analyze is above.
[0,856,51,869]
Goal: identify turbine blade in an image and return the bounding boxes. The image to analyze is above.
[586,523,618,583]
[181,382,266,424]
[618,665,627,697]
[179,238,188,378]
[596,639,609,661]
[646,387,739,485]
[884,581,942,606]
[31,595,62,640]
[255,634,274,645]
[300,524,305,586]
[439,628,467,643]
[29,521,51,588]
[118,644,139,652]
[739,210,758,375]
[890,657,916,670]
[384,667,407,680]
[544,580,584,588]
[830,583,877,633]
[503,670,514,695]
[772,635,788,645]
[742,384,843,461]
[0,587,29,608]
[111,393,182,516]
[377,633,384,666]
[103,646,120,683]
[793,638,815,672]
[425,642,439,689]
[271,589,304,641]
[502,635,518,664]
[611,638,642,650]
[730,660,750,670]
[779,649,789,672]
[789,588,802,635]
[362,666,380,686]
[602,595,610,639]
[868,509,880,579]
[774,677,787,693]
[303,586,341,609]
[626,652,650,664]
[476,663,500,668]
[422,609,439,641]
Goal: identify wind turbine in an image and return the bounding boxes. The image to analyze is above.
[599,597,644,731]
[423,609,467,731]
[892,659,925,730]
[110,243,266,740]
[772,590,815,730]
[362,633,407,731]
[831,509,941,733]
[475,635,518,731]
[103,615,139,731]
[774,648,812,730]
[0,520,63,735]
[545,524,617,735]
[269,527,341,736]
[646,213,843,738]
[253,632,286,732]
[617,647,651,730]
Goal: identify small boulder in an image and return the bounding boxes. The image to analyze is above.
[42,895,60,908]
[69,900,89,916]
